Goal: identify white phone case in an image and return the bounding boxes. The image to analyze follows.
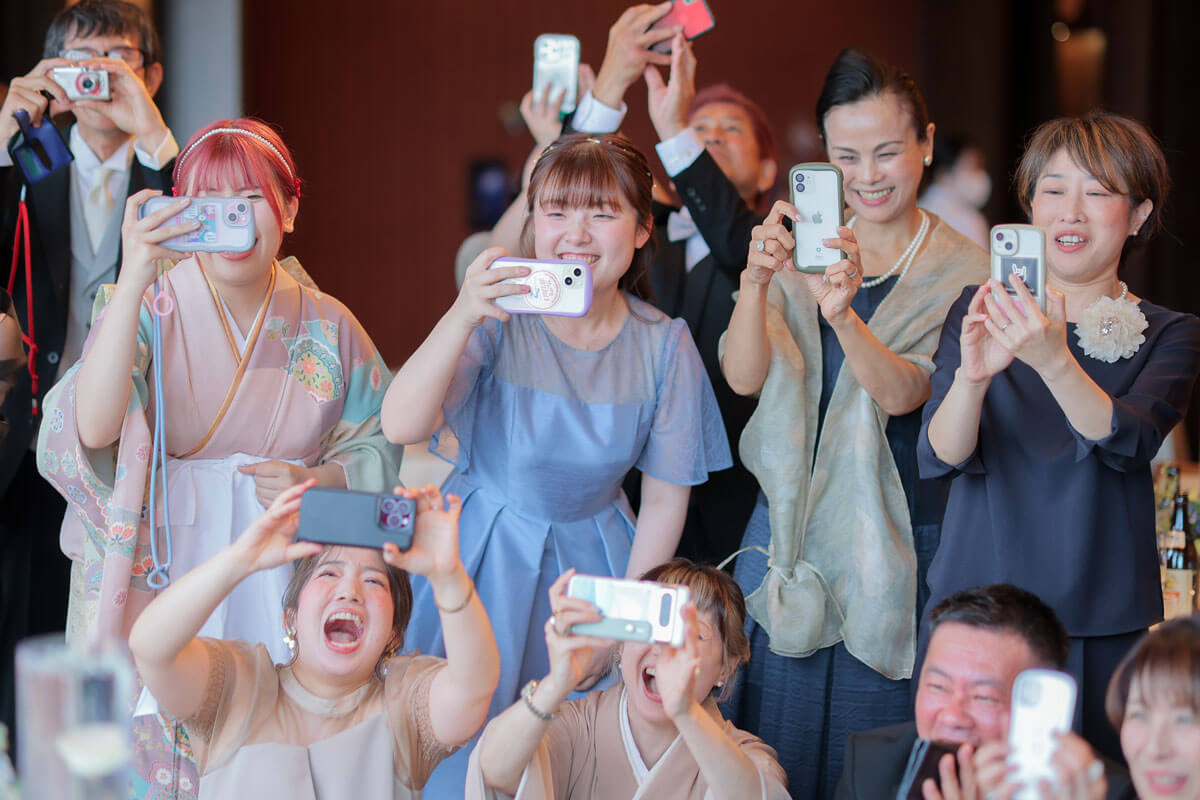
[533,34,580,115]
[488,257,592,317]
[990,224,1046,312]
[565,574,689,647]
[138,196,256,253]
[789,163,844,273]
[1008,669,1077,799]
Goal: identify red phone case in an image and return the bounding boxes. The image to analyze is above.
[650,0,716,53]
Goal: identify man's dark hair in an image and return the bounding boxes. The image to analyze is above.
[43,0,162,66]
[929,584,1069,669]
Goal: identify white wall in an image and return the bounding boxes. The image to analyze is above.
[162,0,242,146]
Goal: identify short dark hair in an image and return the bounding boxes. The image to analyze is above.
[1106,616,1200,728]
[1014,111,1169,246]
[44,0,162,66]
[929,584,1069,669]
[816,47,930,144]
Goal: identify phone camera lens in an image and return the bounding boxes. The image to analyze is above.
[386,513,402,530]
[564,276,573,286]
[796,184,805,193]
[573,268,582,277]
[380,497,399,513]
[659,595,673,626]
[227,212,238,223]
[995,231,1004,241]
[795,173,805,182]
[1005,241,1014,251]
[236,203,247,213]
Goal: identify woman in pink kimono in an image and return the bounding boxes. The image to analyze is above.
[36,119,399,797]
[128,481,500,800]
[469,560,789,799]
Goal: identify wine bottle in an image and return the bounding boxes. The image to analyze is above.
[1161,490,1199,618]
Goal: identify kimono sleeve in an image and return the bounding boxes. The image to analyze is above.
[635,318,733,484]
[317,307,402,492]
[464,696,589,800]
[917,287,987,479]
[430,319,501,470]
[383,653,458,789]
[721,724,790,800]
[1066,311,1200,470]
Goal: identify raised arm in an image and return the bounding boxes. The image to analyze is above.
[380,247,528,444]
[722,201,794,396]
[128,480,322,719]
[383,485,499,746]
[477,570,606,794]
[73,190,197,448]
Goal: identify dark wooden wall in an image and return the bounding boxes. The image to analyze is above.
[242,0,918,364]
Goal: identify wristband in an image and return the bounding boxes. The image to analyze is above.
[434,578,475,614]
[520,679,555,722]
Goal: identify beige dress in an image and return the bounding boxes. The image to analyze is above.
[184,640,455,799]
[465,685,789,800]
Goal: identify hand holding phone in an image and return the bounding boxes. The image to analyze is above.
[565,574,690,646]
[138,196,255,253]
[1007,669,1077,799]
[990,224,1046,312]
[533,34,580,116]
[649,0,716,54]
[295,487,416,552]
[487,257,592,317]
[896,739,961,800]
[789,164,845,273]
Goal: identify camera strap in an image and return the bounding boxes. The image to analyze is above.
[7,185,39,415]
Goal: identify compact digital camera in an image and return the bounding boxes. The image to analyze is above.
[51,67,111,102]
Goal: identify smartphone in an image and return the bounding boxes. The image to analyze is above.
[789,163,845,273]
[488,257,592,317]
[897,739,959,800]
[1007,669,1077,799]
[990,224,1046,312]
[51,67,111,101]
[295,487,416,551]
[565,574,690,647]
[533,34,580,116]
[138,196,256,254]
[649,0,717,54]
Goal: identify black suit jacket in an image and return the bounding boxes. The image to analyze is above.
[0,120,173,494]
[835,722,1136,800]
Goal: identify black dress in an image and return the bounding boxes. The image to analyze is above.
[918,287,1200,759]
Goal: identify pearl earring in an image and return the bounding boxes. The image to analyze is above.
[923,155,932,166]
[283,627,297,657]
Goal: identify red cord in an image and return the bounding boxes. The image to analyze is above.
[7,199,39,415]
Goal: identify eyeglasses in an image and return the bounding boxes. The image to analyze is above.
[59,46,147,68]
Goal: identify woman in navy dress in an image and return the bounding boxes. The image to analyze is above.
[920,111,1200,763]
[381,132,731,794]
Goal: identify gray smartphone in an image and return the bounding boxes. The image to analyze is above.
[990,224,1046,312]
[532,34,580,115]
[565,574,689,647]
[295,487,416,551]
[138,196,255,253]
[789,163,845,273]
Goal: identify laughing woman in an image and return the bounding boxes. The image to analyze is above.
[919,111,1200,762]
[128,482,499,799]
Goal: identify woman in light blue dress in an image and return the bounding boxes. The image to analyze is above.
[382,132,731,794]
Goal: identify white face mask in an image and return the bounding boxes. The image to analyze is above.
[954,167,992,209]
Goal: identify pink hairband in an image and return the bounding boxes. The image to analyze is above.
[173,127,301,196]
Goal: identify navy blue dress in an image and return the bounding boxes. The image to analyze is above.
[726,276,950,799]
[918,287,1200,760]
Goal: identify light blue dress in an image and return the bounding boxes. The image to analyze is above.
[405,295,731,796]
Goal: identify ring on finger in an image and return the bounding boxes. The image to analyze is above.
[547,615,558,634]
[847,269,858,279]
[755,239,765,252]
[1000,322,1010,331]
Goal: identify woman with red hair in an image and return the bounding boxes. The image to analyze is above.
[37,118,399,798]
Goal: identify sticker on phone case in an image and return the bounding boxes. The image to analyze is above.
[524,271,561,310]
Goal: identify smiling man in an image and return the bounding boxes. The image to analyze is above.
[0,0,176,752]
[835,584,1133,800]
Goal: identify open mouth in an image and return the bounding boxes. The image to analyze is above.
[856,187,893,205]
[1143,770,1187,794]
[1054,234,1087,252]
[322,609,365,653]
[641,665,661,702]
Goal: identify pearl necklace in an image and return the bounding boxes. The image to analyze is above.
[847,210,930,288]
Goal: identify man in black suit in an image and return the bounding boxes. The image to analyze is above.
[836,584,1133,799]
[568,7,776,565]
[0,0,176,745]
